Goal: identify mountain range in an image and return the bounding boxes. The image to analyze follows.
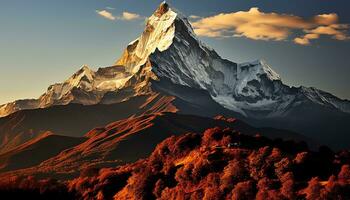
[1,2,349,149]
[0,2,350,180]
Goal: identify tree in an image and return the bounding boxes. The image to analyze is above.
[280,172,295,199]
[338,165,350,183]
[153,179,165,198]
[203,173,222,200]
[294,152,308,164]
[231,181,255,200]
[221,159,247,191]
[275,158,291,179]
[256,177,272,200]
[304,177,322,200]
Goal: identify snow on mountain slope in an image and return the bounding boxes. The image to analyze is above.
[1,1,350,120]
[114,3,295,117]
[116,2,177,74]
[146,10,295,117]
[0,99,39,118]
[145,3,350,117]
[0,65,134,117]
[0,3,179,117]
[39,65,132,107]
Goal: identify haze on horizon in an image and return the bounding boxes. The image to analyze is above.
[0,0,350,104]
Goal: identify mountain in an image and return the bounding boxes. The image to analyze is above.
[0,133,86,172]
[0,65,132,117]
[0,95,170,154]
[1,2,350,199]
[0,112,312,179]
[0,91,249,155]
[1,2,350,150]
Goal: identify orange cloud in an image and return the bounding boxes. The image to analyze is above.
[233,23,289,41]
[294,34,319,45]
[294,37,310,45]
[308,25,349,39]
[313,14,338,25]
[191,8,349,45]
[295,24,349,45]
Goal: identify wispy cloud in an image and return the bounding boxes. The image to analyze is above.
[295,24,349,45]
[191,8,349,45]
[294,33,319,45]
[96,10,142,21]
[96,10,116,21]
[120,12,141,21]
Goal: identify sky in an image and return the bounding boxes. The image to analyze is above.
[0,0,350,104]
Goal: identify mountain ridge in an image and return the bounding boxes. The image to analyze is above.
[0,112,314,178]
[0,2,350,149]
[1,2,349,118]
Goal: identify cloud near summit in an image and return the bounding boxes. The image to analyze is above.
[96,10,141,21]
[191,7,349,45]
[96,10,116,20]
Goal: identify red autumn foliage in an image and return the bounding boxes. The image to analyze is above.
[0,175,75,199]
[303,177,322,200]
[231,180,255,200]
[338,164,350,182]
[280,172,296,199]
[1,127,350,199]
[294,151,308,164]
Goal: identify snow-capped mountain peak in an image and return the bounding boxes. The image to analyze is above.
[238,60,281,81]
[116,2,177,74]
[1,2,350,120]
[67,65,95,88]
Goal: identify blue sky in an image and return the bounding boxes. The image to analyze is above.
[0,0,350,104]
